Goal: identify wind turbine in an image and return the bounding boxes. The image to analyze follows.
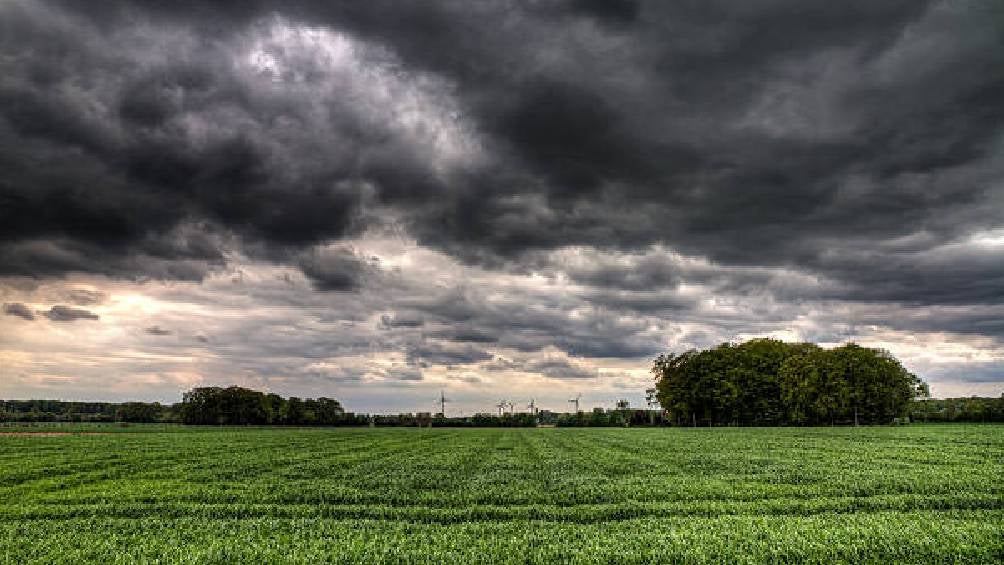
[507,401,515,415]
[436,390,450,417]
[568,393,582,413]
[496,399,507,416]
[527,399,537,415]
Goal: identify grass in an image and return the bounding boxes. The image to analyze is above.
[0,425,1001,563]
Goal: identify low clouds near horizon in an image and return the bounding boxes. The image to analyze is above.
[1,0,1002,412]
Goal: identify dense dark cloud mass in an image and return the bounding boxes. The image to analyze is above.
[1,0,1002,405]
[296,247,376,291]
[43,305,99,322]
[2,1,1001,283]
[524,357,598,380]
[2,302,34,321]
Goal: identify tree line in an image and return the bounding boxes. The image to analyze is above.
[910,396,1004,423]
[556,408,665,427]
[5,356,1000,426]
[652,339,928,426]
[178,386,349,425]
[0,388,354,426]
[0,400,173,423]
[0,393,666,427]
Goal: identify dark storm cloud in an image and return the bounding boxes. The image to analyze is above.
[62,288,107,306]
[524,358,598,380]
[400,286,665,359]
[145,325,171,336]
[43,305,99,321]
[924,362,1003,384]
[551,251,682,291]
[295,247,374,292]
[379,313,425,329]
[1,0,1002,342]
[0,0,438,280]
[569,0,640,24]
[407,341,493,367]
[429,326,499,344]
[831,304,1004,342]
[480,354,599,380]
[2,302,34,321]
[385,366,423,382]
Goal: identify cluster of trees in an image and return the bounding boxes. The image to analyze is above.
[653,339,927,426]
[374,412,664,428]
[911,396,1004,423]
[0,400,173,423]
[556,408,665,427]
[115,402,172,422]
[374,410,668,428]
[178,387,349,425]
[430,414,539,427]
[0,389,355,426]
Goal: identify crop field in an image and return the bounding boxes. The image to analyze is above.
[1,425,1001,564]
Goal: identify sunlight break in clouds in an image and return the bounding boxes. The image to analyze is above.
[243,16,483,174]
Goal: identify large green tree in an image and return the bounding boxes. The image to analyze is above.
[653,339,925,426]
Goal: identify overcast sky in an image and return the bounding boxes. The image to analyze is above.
[1,0,1002,414]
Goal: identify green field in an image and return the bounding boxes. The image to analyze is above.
[1,425,1001,563]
